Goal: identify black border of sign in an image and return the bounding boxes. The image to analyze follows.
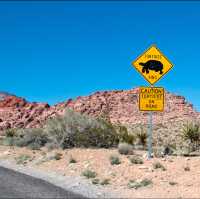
[132,44,174,85]
[139,86,165,112]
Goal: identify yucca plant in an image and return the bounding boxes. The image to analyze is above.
[136,126,147,149]
[182,122,200,152]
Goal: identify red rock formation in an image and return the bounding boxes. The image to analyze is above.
[0,88,199,132]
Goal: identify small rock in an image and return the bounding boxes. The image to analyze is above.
[138,166,148,170]
[3,150,11,155]
[148,167,154,172]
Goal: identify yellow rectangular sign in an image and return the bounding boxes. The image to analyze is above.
[139,87,164,111]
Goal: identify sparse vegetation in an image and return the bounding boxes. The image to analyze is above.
[184,166,190,171]
[100,178,110,185]
[118,143,133,155]
[2,128,47,150]
[169,181,178,186]
[92,178,100,185]
[54,152,62,160]
[109,155,121,165]
[136,126,147,149]
[15,154,32,165]
[153,162,166,171]
[82,169,97,179]
[2,137,14,146]
[129,156,143,164]
[182,122,200,152]
[4,128,18,137]
[44,109,119,149]
[117,126,136,144]
[128,178,152,189]
[69,156,77,163]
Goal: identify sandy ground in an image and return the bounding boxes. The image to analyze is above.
[0,146,200,198]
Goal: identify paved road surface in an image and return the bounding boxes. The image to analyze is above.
[0,166,87,198]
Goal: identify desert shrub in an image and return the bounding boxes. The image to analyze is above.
[54,152,62,160]
[169,181,178,186]
[15,154,32,165]
[128,178,152,189]
[117,126,136,144]
[1,128,19,146]
[118,143,133,155]
[69,156,77,163]
[44,109,119,149]
[129,156,143,164]
[13,128,47,149]
[182,122,200,152]
[2,137,14,146]
[136,126,147,149]
[82,169,97,179]
[44,152,62,161]
[153,145,175,158]
[153,162,166,171]
[109,155,121,165]
[100,178,110,185]
[27,142,42,150]
[184,166,190,171]
[72,119,119,148]
[4,128,18,137]
[140,178,153,187]
[128,180,140,189]
[92,178,100,185]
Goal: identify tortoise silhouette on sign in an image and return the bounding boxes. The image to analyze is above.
[139,60,163,74]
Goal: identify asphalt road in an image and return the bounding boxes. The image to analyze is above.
[0,166,87,198]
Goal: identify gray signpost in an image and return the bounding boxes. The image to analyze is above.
[132,45,173,159]
[147,111,153,159]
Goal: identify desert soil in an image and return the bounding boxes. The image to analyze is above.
[0,146,200,198]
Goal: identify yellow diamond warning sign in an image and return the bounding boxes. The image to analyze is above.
[139,87,164,111]
[132,45,173,85]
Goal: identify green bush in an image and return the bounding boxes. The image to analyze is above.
[118,143,133,155]
[2,137,14,146]
[184,166,190,171]
[82,169,97,179]
[14,128,47,149]
[2,128,47,150]
[128,178,152,189]
[117,126,135,144]
[169,181,178,186]
[136,127,147,149]
[92,178,100,185]
[109,155,121,165]
[182,122,200,152]
[100,178,110,185]
[153,162,166,171]
[15,154,32,165]
[129,156,143,164]
[4,128,18,137]
[44,109,119,149]
[69,156,77,163]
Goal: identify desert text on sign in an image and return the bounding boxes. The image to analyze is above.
[139,87,164,111]
[132,45,173,85]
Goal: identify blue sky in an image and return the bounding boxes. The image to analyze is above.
[0,2,200,111]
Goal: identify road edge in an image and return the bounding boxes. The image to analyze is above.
[0,159,118,198]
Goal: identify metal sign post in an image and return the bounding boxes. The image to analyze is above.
[132,44,173,159]
[147,111,153,159]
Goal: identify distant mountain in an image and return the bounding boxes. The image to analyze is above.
[0,88,199,133]
[0,92,15,100]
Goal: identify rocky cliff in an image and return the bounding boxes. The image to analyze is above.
[0,88,199,132]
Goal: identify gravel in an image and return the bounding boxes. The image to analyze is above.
[0,159,119,198]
